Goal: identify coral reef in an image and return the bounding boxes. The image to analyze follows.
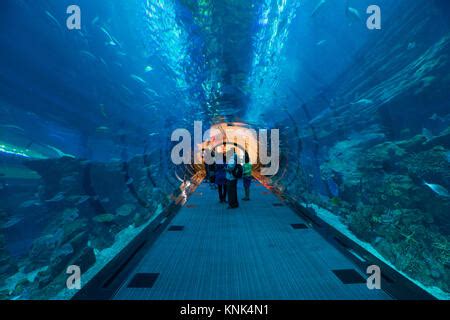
[0,154,186,299]
[276,124,450,295]
[0,232,18,287]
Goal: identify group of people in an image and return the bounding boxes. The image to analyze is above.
[204,149,252,209]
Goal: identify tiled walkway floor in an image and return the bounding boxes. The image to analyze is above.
[114,181,391,300]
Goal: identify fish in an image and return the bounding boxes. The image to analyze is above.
[121,85,134,96]
[79,50,97,61]
[143,91,155,101]
[311,0,327,17]
[144,65,153,73]
[316,40,327,46]
[424,182,450,198]
[100,104,108,118]
[53,243,74,257]
[309,107,332,124]
[46,145,74,158]
[131,74,147,84]
[45,10,63,31]
[353,98,373,106]
[92,16,100,25]
[100,26,114,41]
[63,207,79,219]
[346,6,362,22]
[429,113,439,121]
[446,151,450,163]
[145,88,159,96]
[76,195,91,205]
[126,178,134,185]
[422,128,433,141]
[19,200,41,208]
[0,124,25,132]
[99,58,108,69]
[2,216,24,229]
[46,192,65,203]
[100,27,121,47]
[429,113,450,123]
[407,42,416,50]
[96,126,110,134]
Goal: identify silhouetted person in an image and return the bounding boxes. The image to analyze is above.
[215,153,227,203]
[225,150,239,209]
[208,150,216,189]
[242,155,252,201]
[202,148,209,184]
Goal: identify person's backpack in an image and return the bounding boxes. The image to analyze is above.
[232,164,243,179]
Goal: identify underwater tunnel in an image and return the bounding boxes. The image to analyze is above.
[0,0,449,302]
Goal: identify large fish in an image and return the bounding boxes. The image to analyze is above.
[424,181,450,198]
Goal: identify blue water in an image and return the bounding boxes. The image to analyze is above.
[0,0,449,300]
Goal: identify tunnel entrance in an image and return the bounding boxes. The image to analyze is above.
[184,122,281,178]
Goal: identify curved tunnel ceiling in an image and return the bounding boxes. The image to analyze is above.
[0,0,406,162]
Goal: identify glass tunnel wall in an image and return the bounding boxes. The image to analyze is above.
[0,0,449,300]
[267,0,450,298]
[0,0,202,300]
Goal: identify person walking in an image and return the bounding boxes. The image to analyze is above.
[242,155,252,201]
[208,150,216,189]
[225,150,239,209]
[215,153,227,202]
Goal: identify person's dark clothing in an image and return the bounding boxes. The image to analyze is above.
[204,162,209,183]
[215,161,227,202]
[215,163,226,186]
[227,179,238,208]
[208,162,216,184]
[218,184,227,202]
[243,177,251,200]
[225,155,239,208]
